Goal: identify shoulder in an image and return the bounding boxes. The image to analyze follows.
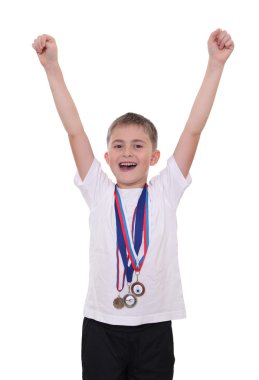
[74,158,115,207]
[149,156,192,206]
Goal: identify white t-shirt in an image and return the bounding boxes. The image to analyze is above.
[74,156,191,326]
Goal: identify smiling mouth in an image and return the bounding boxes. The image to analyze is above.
[119,162,137,171]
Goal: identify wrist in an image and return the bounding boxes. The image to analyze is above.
[44,62,61,75]
[207,57,225,72]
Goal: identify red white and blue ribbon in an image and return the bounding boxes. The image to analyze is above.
[114,184,149,291]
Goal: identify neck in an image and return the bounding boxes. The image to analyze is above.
[116,181,146,189]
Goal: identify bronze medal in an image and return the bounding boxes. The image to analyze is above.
[113,296,124,309]
[131,281,145,297]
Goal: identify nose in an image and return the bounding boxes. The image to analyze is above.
[123,145,133,157]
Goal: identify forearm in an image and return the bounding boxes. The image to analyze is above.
[45,64,84,137]
[185,59,225,135]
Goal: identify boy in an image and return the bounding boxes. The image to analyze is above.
[32,29,234,380]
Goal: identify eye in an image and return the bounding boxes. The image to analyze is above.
[113,144,123,149]
[134,144,143,149]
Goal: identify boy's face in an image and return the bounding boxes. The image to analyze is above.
[104,123,160,188]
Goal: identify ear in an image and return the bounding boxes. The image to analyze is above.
[104,152,109,164]
[150,150,160,166]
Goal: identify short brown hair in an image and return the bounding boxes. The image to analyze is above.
[107,112,158,150]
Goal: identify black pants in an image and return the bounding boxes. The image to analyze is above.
[81,317,175,380]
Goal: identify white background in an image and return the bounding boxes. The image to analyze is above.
[1,0,259,379]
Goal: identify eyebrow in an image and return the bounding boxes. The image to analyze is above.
[111,139,146,144]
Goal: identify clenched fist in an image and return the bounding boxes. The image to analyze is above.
[32,34,58,68]
[208,29,234,65]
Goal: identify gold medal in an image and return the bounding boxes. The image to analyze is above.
[113,295,124,309]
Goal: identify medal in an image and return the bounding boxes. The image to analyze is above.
[123,293,137,308]
[123,283,137,308]
[131,273,145,297]
[113,295,124,309]
[113,184,149,309]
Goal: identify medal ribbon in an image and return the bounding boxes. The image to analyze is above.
[114,184,149,286]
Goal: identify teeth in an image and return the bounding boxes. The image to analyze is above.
[119,162,137,167]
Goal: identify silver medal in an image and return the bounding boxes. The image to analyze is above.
[123,283,137,308]
[123,293,137,308]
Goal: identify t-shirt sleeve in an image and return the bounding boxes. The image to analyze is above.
[73,158,114,209]
[149,156,192,208]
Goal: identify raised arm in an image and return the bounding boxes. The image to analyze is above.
[173,29,234,177]
[32,34,94,181]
